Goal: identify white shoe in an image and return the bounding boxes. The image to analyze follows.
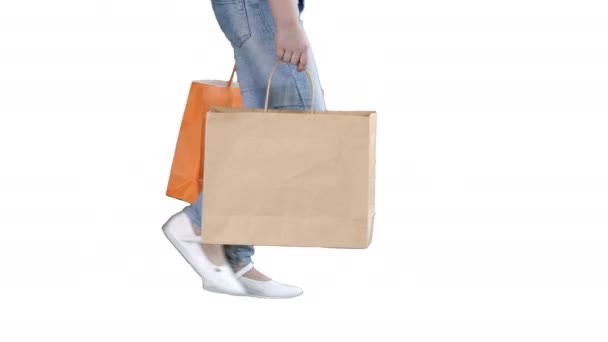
[234,263,303,299]
[162,211,246,296]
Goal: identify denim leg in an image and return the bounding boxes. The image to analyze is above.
[223,245,256,268]
[235,0,326,112]
[184,0,323,268]
[182,192,202,228]
[183,193,255,268]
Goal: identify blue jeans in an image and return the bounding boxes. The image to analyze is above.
[183,0,326,268]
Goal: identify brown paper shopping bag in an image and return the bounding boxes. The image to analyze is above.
[201,60,376,248]
[166,65,242,203]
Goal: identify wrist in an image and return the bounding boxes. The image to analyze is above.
[275,16,299,28]
[268,0,300,30]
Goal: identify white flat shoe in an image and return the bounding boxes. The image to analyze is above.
[234,263,303,299]
[162,211,246,296]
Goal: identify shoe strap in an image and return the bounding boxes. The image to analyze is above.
[234,262,255,278]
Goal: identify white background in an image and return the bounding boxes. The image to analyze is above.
[1,0,607,341]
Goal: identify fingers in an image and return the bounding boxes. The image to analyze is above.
[282,50,293,64]
[290,51,301,66]
[297,50,308,72]
[277,46,308,72]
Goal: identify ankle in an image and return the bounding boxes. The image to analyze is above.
[201,244,228,266]
[236,265,272,281]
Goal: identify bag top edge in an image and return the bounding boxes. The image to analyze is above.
[192,80,240,87]
[208,106,376,117]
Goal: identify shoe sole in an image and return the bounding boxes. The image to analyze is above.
[241,288,304,299]
[243,292,304,299]
[203,284,247,297]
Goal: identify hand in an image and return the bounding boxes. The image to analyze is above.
[274,23,309,72]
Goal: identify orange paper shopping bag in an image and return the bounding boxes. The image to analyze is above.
[166,66,242,203]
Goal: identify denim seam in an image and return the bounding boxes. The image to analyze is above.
[234,0,252,48]
[257,0,276,41]
[286,65,307,110]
